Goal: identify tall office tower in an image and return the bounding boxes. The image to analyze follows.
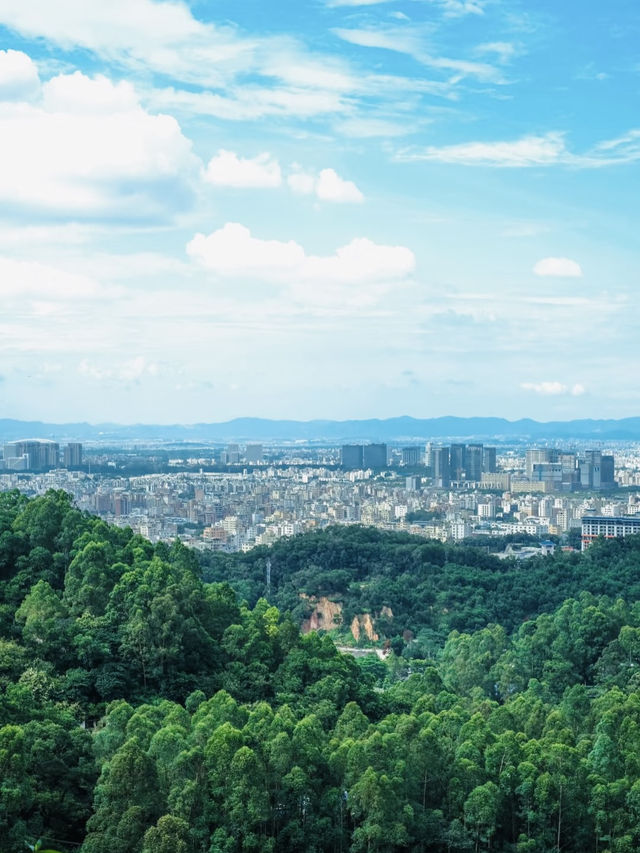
[430,446,451,488]
[579,450,602,489]
[401,446,421,466]
[483,446,497,474]
[601,454,616,487]
[63,443,83,468]
[449,443,466,480]
[558,452,579,488]
[341,444,364,469]
[465,444,484,482]
[363,443,388,468]
[245,444,264,463]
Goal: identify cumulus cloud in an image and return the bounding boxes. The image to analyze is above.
[0,49,40,100]
[533,257,583,278]
[42,71,138,113]
[204,150,282,188]
[316,168,364,202]
[287,167,364,202]
[521,381,586,396]
[186,222,415,283]
[0,68,199,220]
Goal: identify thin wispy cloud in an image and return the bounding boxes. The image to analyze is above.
[396,131,640,167]
[333,26,502,82]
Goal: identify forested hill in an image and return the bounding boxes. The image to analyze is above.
[200,525,640,652]
[5,491,640,852]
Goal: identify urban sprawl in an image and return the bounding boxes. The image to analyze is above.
[2,438,640,554]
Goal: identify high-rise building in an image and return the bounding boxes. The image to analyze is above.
[63,443,83,468]
[405,475,421,491]
[245,444,264,463]
[579,450,601,489]
[601,455,615,487]
[401,446,421,466]
[430,446,450,488]
[341,444,364,469]
[363,443,388,468]
[465,444,484,482]
[449,444,466,480]
[483,446,497,474]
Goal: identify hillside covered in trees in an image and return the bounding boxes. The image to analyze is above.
[200,525,640,654]
[3,491,640,851]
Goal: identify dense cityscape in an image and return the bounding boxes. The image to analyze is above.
[3,436,640,554]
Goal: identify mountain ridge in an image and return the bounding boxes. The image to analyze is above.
[1,415,639,441]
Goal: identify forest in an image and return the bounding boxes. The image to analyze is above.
[3,490,640,851]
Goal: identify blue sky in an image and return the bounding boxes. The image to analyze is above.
[0,0,638,423]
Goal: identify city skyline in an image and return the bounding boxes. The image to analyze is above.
[0,1,638,422]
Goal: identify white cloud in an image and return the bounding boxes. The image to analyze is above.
[475,42,517,63]
[432,0,489,16]
[0,0,245,87]
[287,170,317,195]
[520,381,586,396]
[186,222,415,284]
[397,130,640,169]
[287,167,364,202]
[590,130,640,166]
[316,168,364,203]
[147,84,348,121]
[42,71,138,113]
[0,68,199,220]
[333,26,500,81]
[0,49,40,100]
[204,150,282,188]
[0,255,110,299]
[533,257,583,278]
[397,132,567,167]
[0,0,367,114]
[78,356,159,383]
[334,117,413,138]
[199,153,363,202]
[187,223,304,278]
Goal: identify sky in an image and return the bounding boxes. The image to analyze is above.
[0,0,638,424]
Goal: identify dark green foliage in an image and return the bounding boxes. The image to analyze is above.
[199,525,640,649]
[4,494,640,851]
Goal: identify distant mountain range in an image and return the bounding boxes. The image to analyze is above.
[1,416,640,443]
